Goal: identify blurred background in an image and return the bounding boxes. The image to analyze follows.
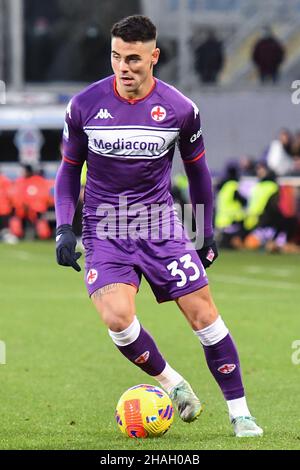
[1,2,300,452]
[0,0,300,252]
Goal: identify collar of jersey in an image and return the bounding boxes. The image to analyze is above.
[113,77,157,104]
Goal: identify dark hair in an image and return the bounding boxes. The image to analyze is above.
[22,164,34,176]
[111,15,156,42]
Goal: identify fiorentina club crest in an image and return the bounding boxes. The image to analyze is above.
[134,351,150,364]
[151,105,166,122]
[87,268,98,285]
[217,363,236,374]
[206,248,215,262]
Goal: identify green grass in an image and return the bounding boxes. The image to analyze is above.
[0,242,299,450]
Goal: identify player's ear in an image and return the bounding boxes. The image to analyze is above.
[152,48,160,65]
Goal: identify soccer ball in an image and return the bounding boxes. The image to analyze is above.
[115,384,174,438]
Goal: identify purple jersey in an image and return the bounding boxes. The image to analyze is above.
[56,76,213,299]
[62,76,205,214]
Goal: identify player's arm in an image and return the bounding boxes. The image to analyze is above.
[55,98,87,272]
[178,103,218,268]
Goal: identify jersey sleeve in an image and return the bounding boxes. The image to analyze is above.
[178,100,205,164]
[62,97,87,165]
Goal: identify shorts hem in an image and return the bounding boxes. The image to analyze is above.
[156,279,209,304]
[88,281,139,298]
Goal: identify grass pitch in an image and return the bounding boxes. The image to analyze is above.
[0,242,299,450]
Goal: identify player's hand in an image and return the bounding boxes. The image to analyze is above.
[197,237,218,268]
[56,224,82,272]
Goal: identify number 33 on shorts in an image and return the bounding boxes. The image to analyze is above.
[167,253,206,288]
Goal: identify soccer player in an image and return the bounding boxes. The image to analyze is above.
[55,15,263,437]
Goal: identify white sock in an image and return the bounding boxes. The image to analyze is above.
[227,397,251,421]
[194,316,250,422]
[108,316,140,346]
[154,363,184,394]
[194,315,228,346]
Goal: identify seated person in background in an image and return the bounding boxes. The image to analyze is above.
[215,163,247,249]
[244,163,299,253]
[265,129,294,176]
[10,165,52,240]
[239,156,257,177]
[0,171,18,244]
[252,26,285,83]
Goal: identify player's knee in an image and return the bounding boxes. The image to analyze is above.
[103,311,133,332]
[189,306,218,330]
[101,304,134,331]
[92,291,134,331]
[177,287,218,330]
[194,299,218,330]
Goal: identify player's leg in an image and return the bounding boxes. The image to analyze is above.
[91,282,194,418]
[176,285,263,437]
[135,235,212,422]
[92,283,167,376]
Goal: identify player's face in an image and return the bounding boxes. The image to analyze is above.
[111,37,160,99]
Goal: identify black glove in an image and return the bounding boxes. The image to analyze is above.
[56,224,82,272]
[197,236,218,268]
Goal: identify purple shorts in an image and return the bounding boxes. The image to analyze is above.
[83,227,208,302]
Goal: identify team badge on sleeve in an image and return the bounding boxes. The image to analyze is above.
[151,106,166,122]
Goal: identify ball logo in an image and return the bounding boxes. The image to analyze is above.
[115,384,174,438]
[151,106,166,122]
[134,351,150,364]
[218,363,236,374]
[124,399,148,438]
[87,268,98,285]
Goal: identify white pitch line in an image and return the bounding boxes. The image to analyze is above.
[214,293,294,301]
[0,292,87,300]
[209,274,299,291]
[12,250,31,260]
[244,266,296,278]
[1,250,53,263]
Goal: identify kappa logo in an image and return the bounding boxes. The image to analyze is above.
[218,363,236,374]
[94,108,114,119]
[151,106,166,122]
[66,99,72,119]
[87,268,98,285]
[191,101,199,119]
[134,351,150,364]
